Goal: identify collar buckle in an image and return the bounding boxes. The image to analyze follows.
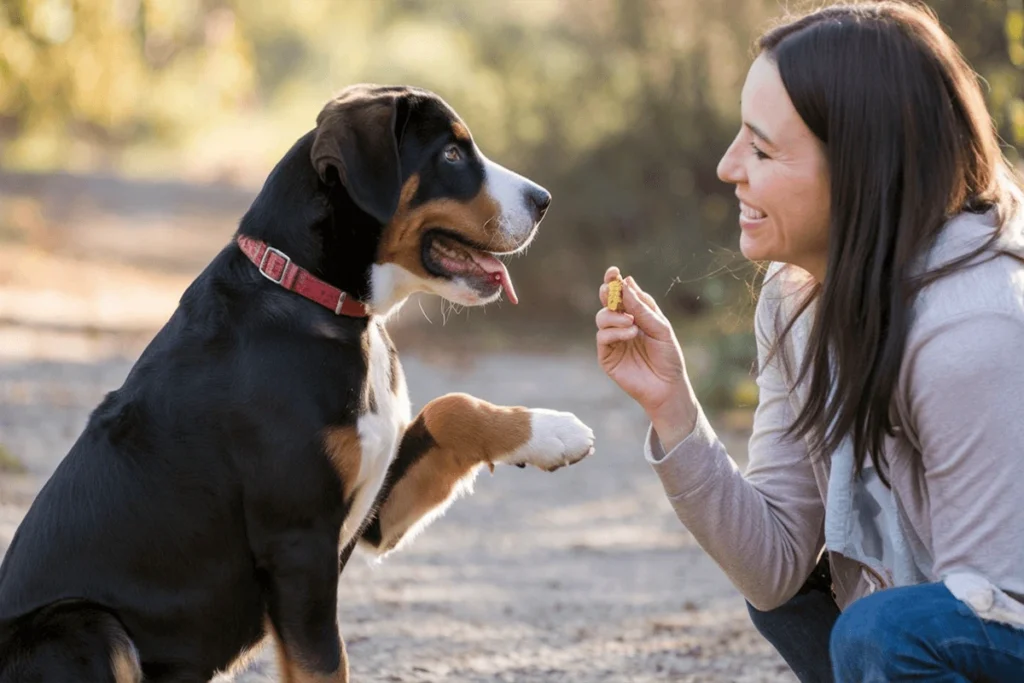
[258,246,291,284]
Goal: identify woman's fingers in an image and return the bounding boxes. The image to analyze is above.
[597,325,639,347]
[596,308,635,329]
[599,270,669,341]
[625,276,663,314]
[621,280,673,341]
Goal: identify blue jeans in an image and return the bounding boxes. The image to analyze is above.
[748,582,1024,682]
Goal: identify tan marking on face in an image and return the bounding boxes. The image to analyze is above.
[269,620,350,683]
[451,121,471,141]
[397,172,420,207]
[323,426,363,498]
[377,179,508,275]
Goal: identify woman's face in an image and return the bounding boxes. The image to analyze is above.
[717,54,831,280]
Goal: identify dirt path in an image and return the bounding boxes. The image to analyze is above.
[0,346,793,683]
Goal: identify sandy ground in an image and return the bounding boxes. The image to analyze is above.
[0,173,795,682]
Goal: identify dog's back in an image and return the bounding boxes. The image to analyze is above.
[0,254,279,678]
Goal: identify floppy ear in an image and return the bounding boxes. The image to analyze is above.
[311,88,403,224]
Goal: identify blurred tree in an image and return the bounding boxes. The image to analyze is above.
[928,0,1024,154]
[0,0,255,166]
[0,0,1020,332]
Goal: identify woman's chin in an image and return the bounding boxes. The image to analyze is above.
[739,235,775,263]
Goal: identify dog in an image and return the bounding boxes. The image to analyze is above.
[0,84,595,683]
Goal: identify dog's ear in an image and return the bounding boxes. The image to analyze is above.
[311,87,405,224]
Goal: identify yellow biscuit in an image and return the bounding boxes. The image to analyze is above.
[607,276,623,312]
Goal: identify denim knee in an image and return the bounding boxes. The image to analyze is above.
[829,589,922,681]
[831,582,1024,682]
[829,592,888,665]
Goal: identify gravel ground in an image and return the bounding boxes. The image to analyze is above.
[0,344,794,683]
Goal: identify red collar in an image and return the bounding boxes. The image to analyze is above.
[236,235,370,318]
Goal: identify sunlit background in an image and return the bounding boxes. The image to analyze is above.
[3,0,1022,394]
[2,0,1022,485]
[0,3,1022,677]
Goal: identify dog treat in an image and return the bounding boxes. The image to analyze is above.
[607,275,624,312]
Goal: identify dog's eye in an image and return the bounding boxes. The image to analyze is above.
[442,144,462,163]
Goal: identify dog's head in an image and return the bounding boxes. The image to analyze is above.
[309,84,550,314]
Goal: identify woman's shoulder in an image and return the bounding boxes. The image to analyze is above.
[756,262,815,319]
[752,262,817,371]
[899,210,1024,410]
[912,208,1024,328]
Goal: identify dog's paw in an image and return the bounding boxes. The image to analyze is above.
[501,409,595,472]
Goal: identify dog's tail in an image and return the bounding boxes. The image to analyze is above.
[0,601,141,683]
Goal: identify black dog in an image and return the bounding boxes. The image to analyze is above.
[0,85,594,683]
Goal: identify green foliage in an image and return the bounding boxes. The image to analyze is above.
[0,0,255,164]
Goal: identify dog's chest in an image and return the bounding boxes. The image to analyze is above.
[340,322,410,548]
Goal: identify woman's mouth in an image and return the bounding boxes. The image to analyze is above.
[739,201,767,227]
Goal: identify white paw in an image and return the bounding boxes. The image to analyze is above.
[502,409,595,471]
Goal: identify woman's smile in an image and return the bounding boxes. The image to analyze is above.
[739,199,768,229]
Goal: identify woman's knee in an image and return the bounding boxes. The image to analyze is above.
[747,591,841,682]
[746,599,776,637]
[830,591,888,654]
[829,585,944,678]
[747,587,840,640]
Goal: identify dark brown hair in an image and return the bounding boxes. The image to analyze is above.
[758,1,1023,483]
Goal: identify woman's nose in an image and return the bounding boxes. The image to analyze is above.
[716,136,745,185]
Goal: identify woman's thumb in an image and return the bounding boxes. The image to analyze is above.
[622,281,672,341]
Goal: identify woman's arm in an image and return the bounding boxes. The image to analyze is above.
[646,290,825,611]
[597,265,826,611]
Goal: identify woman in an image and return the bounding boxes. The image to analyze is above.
[596,3,1024,682]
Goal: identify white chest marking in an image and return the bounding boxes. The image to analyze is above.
[339,322,411,548]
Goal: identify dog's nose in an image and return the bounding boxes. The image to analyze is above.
[527,186,552,221]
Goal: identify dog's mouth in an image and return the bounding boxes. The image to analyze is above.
[421,229,518,304]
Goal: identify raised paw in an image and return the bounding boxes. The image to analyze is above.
[500,409,595,472]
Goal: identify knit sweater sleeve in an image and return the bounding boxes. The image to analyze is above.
[644,283,825,611]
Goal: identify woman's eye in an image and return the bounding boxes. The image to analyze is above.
[750,141,769,160]
[443,144,462,163]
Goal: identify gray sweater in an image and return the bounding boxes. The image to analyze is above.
[645,208,1024,625]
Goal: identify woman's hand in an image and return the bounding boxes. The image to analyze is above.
[596,267,699,450]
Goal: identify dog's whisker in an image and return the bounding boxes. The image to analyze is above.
[417,297,433,324]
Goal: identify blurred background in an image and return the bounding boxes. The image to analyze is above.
[0,2,1022,679]
[2,0,1023,416]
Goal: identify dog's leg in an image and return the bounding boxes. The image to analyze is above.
[268,618,348,683]
[252,531,349,683]
[361,392,594,555]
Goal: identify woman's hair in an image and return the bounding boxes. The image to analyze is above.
[758,1,1023,484]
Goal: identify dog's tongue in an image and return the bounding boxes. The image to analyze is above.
[469,251,518,304]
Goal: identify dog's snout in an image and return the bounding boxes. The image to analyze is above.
[482,156,550,235]
[527,186,552,221]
